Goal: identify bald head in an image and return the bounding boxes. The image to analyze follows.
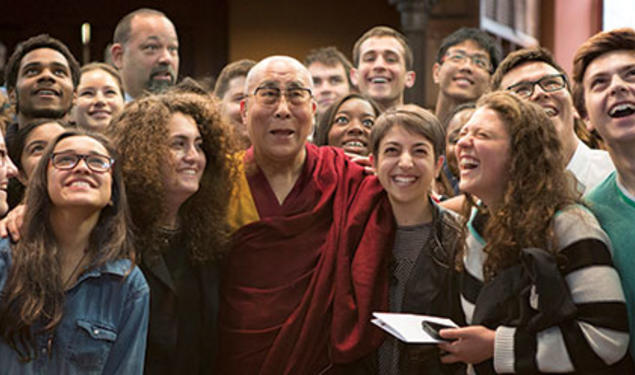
[245,56,313,95]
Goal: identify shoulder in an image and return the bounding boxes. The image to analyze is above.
[586,172,617,202]
[102,259,149,299]
[553,204,610,251]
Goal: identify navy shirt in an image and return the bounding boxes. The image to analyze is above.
[0,238,150,374]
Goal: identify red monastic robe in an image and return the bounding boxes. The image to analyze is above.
[219,144,394,374]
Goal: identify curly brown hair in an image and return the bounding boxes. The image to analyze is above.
[462,91,580,281]
[110,90,237,263]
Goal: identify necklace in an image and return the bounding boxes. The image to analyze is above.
[63,250,89,289]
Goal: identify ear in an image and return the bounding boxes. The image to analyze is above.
[110,43,124,69]
[350,67,359,87]
[404,70,416,88]
[434,155,445,178]
[432,62,441,84]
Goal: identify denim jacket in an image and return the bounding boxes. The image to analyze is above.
[0,238,150,374]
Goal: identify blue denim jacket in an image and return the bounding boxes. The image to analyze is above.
[0,238,150,374]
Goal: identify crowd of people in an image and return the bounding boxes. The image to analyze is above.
[0,6,633,375]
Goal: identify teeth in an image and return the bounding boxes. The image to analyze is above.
[543,107,557,116]
[609,103,635,117]
[38,89,56,95]
[181,170,197,175]
[371,78,388,84]
[460,159,479,169]
[393,176,416,184]
[70,181,90,187]
[344,141,364,147]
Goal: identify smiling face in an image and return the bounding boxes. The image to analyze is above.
[20,122,66,183]
[583,49,635,148]
[351,37,415,110]
[309,62,350,115]
[241,57,316,166]
[327,97,376,156]
[445,108,474,176]
[433,40,491,103]
[113,14,179,99]
[500,61,578,155]
[47,135,113,213]
[161,112,206,211]
[374,125,442,208]
[74,69,124,130]
[456,106,511,208]
[12,48,75,121]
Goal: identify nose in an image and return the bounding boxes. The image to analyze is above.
[345,119,364,135]
[36,68,55,82]
[609,74,628,96]
[5,155,18,179]
[372,56,387,70]
[183,143,202,162]
[93,91,107,105]
[529,82,549,101]
[73,158,92,174]
[158,47,176,66]
[456,132,473,149]
[398,151,414,168]
[274,94,292,119]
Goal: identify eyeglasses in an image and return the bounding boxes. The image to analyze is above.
[50,152,114,173]
[252,86,313,106]
[442,51,492,72]
[506,74,568,98]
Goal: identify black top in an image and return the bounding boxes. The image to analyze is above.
[140,229,220,375]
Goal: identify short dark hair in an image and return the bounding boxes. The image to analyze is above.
[370,104,445,160]
[213,59,256,98]
[572,27,635,119]
[436,27,502,73]
[6,119,71,171]
[353,26,414,70]
[315,93,381,147]
[490,47,566,91]
[113,8,168,45]
[5,34,80,94]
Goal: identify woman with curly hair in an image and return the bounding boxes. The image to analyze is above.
[0,129,149,373]
[437,91,631,373]
[110,90,235,374]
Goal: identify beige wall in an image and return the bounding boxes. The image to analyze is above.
[228,0,400,63]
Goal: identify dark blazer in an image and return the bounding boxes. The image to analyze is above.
[140,237,220,375]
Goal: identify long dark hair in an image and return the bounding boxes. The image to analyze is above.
[314,93,380,147]
[0,129,135,361]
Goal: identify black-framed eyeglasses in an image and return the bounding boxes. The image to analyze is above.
[252,86,313,106]
[506,73,568,99]
[442,51,492,72]
[50,152,114,173]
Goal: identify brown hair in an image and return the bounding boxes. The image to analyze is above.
[352,26,414,70]
[491,47,603,149]
[213,59,256,98]
[0,129,134,361]
[463,91,579,280]
[572,27,635,119]
[370,104,445,160]
[109,90,237,263]
[314,93,380,147]
[80,62,125,97]
[304,46,354,88]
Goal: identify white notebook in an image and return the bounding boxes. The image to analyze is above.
[371,312,458,343]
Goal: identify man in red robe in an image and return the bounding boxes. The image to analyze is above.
[220,56,395,374]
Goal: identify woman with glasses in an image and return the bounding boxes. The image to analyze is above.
[438,91,631,374]
[366,104,464,374]
[315,93,380,158]
[111,90,235,374]
[0,129,149,374]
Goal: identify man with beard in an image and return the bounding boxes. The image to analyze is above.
[432,28,501,124]
[4,34,79,128]
[111,8,179,100]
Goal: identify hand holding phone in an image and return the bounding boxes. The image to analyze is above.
[421,321,457,342]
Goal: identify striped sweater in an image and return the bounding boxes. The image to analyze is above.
[461,205,630,373]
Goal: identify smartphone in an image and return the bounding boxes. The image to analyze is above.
[421,321,457,342]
